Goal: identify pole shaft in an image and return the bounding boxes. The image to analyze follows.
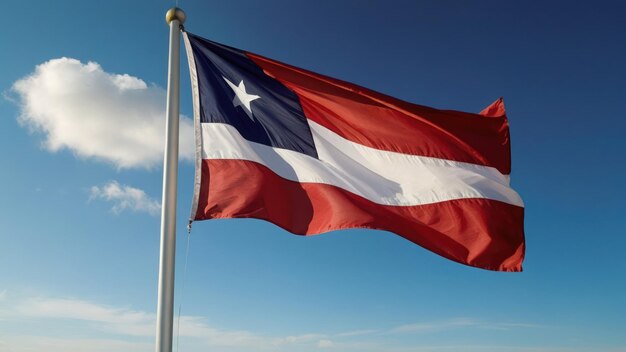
[156,18,181,352]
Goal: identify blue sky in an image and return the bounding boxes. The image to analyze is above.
[1,1,625,351]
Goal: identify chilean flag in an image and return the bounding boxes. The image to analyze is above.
[183,32,525,272]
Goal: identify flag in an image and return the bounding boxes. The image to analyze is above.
[183,32,525,272]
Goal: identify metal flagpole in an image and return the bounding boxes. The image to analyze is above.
[156,7,185,352]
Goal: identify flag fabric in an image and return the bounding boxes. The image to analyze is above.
[183,32,525,272]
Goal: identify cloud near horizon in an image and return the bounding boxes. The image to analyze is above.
[0,295,549,352]
[10,296,333,351]
[10,57,194,169]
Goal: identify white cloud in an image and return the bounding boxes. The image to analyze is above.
[317,339,334,348]
[271,333,328,347]
[388,317,545,335]
[3,295,549,352]
[335,329,379,337]
[11,57,194,169]
[1,336,152,352]
[389,317,479,334]
[89,181,160,216]
[12,296,327,351]
[17,297,155,336]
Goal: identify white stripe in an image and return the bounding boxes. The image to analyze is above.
[183,32,203,222]
[200,121,524,207]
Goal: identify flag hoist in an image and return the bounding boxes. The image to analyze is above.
[156,7,185,352]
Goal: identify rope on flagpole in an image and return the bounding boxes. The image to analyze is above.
[175,230,192,352]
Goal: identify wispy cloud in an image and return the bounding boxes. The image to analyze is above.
[0,336,152,352]
[388,317,545,334]
[10,57,194,169]
[389,317,481,334]
[2,295,553,352]
[317,339,334,348]
[335,329,379,337]
[17,297,155,336]
[12,296,330,351]
[89,181,160,216]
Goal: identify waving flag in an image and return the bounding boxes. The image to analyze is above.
[183,32,525,272]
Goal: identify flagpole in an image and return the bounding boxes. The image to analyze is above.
[156,7,185,352]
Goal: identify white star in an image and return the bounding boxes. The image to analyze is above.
[223,77,260,120]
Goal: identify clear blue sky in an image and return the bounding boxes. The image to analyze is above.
[1,1,625,351]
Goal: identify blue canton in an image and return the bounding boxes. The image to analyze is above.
[187,33,318,159]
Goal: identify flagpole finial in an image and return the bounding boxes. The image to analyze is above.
[165,7,186,25]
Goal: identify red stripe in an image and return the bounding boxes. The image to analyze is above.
[195,159,525,272]
[247,53,511,174]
